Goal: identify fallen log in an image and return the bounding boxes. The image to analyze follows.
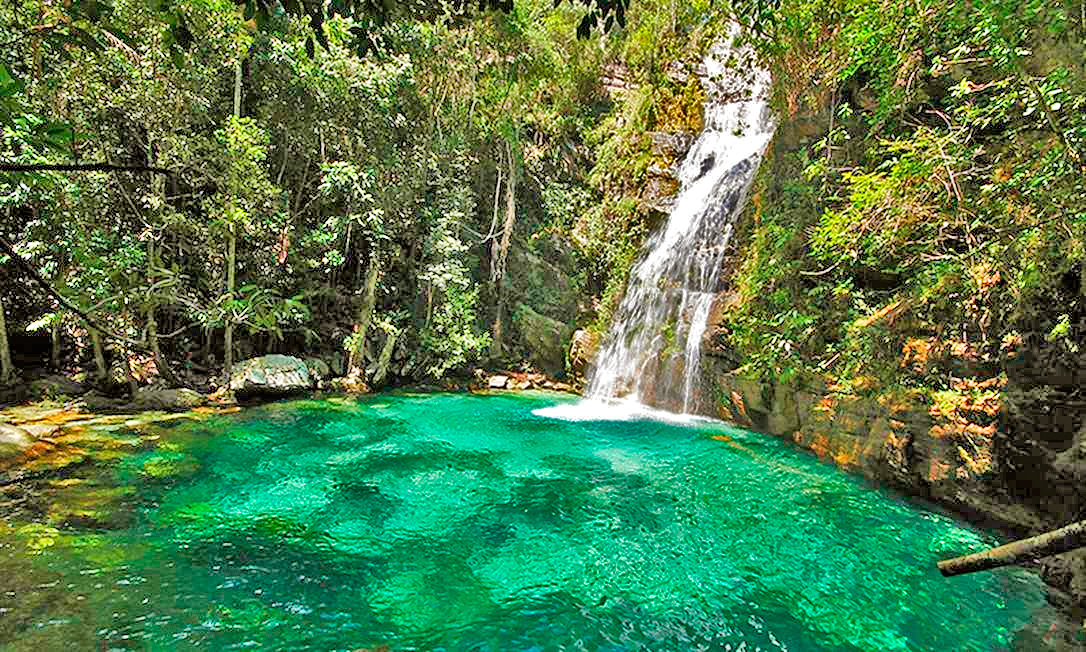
[938,519,1086,577]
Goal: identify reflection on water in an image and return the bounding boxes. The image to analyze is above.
[0,391,1045,650]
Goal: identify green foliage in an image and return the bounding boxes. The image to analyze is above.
[717,0,1086,391]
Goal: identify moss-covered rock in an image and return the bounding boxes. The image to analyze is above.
[512,305,574,377]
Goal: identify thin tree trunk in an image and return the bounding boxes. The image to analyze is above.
[50,317,61,370]
[148,306,181,386]
[348,259,379,375]
[0,296,14,384]
[490,140,517,357]
[224,228,236,373]
[147,147,182,388]
[372,326,400,388]
[90,329,107,381]
[224,59,242,376]
[938,519,1086,577]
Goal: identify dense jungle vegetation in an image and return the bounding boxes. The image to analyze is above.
[0,0,1083,403]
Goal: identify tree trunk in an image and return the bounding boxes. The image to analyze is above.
[348,259,379,375]
[90,328,108,381]
[224,232,235,374]
[938,519,1086,577]
[0,296,14,384]
[372,326,400,388]
[122,345,138,396]
[50,316,61,370]
[49,260,68,370]
[490,140,517,357]
[147,306,181,387]
[224,59,242,376]
[145,170,182,388]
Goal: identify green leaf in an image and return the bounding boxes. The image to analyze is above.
[0,64,23,98]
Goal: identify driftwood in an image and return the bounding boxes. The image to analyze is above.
[938,519,1086,577]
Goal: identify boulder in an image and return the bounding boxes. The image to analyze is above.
[28,374,86,399]
[304,358,332,380]
[228,355,312,399]
[488,375,509,389]
[133,388,206,412]
[512,305,574,377]
[0,422,33,461]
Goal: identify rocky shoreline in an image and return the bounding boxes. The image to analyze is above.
[0,353,578,471]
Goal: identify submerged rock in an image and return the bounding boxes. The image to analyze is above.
[229,355,312,399]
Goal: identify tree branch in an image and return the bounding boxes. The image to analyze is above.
[0,235,150,351]
[0,162,173,175]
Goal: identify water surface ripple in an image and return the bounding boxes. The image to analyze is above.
[0,392,1045,650]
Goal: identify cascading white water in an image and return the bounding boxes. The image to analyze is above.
[585,36,774,415]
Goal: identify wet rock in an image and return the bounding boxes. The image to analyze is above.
[45,481,137,529]
[305,358,332,381]
[650,131,696,159]
[642,165,681,214]
[229,354,312,399]
[133,388,206,412]
[330,372,369,394]
[512,305,574,377]
[0,422,33,460]
[568,329,599,378]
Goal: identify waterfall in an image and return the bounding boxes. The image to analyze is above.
[585,38,774,415]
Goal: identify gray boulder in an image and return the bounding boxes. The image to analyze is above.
[0,422,33,462]
[229,355,312,399]
[512,305,574,377]
[134,388,206,412]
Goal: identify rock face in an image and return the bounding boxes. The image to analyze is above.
[706,361,1046,532]
[133,388,206,412]
[512,305,574,377]
[650,131,696,159]
[0,422,33,461]
[642,164,681,214]
[568,329,599,379]
[228,355,312,399]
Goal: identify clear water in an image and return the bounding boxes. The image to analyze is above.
[0,392,1045,650]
